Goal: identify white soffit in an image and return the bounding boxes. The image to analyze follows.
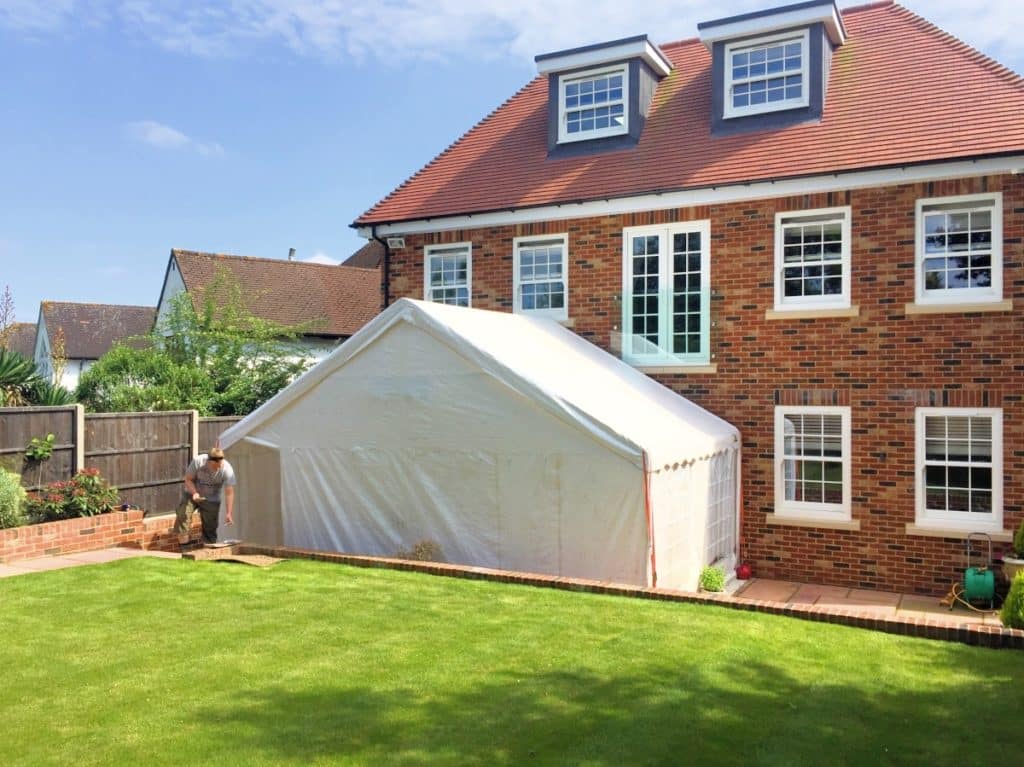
[536,35,672,78]
[698,0,846,48]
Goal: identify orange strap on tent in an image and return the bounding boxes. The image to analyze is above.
[642,451,656,588]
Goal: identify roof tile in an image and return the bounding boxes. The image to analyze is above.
[172,250,381,338]
[40,303,155,360]
[356,2,1024,226]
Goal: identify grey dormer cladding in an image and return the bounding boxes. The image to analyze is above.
[699,0,846,136]
[535,35,671,158]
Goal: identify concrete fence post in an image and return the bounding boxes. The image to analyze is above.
[73,403,85,474]
[189,410,199,460]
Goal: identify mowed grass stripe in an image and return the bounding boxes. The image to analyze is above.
[1,557,1020,766]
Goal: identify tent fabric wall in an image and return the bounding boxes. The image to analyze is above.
[222,299,740,590]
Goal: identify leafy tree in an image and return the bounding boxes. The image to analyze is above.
[77,269,315,415]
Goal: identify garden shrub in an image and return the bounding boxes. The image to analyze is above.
[24,468,119,523]
[0,469,27,529]
[699,565,726,592]
[1002,572,1024,630]
[394,539,444,562]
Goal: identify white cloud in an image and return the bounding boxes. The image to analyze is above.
[302,251,340,265]
[125,120,224,157]
[1,1,1020,74]
[0,0,76,31]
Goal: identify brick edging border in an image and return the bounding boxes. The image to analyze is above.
[236,544,1024,650]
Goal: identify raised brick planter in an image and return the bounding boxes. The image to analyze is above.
[0,511,199,563]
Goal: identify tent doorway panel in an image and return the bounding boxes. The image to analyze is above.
[703,451,738,570]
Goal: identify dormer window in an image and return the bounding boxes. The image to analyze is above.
[699,0,845,134]
[536,35,671,154]
[560,66,628,143]
[724,30,808,118]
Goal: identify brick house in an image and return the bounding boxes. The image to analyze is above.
[353,0,1024,595]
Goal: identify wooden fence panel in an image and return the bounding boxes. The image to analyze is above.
[84,411,197,515]
[1,409,247,516]
[198,417,242,453]
[0,406,82,491]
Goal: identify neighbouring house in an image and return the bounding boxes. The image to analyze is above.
[156,249,382,363]
[222,298,740,590]
[351,0,1024,595]
[342,240,384,269]
[1,322,37,359]
[34,302,156,389]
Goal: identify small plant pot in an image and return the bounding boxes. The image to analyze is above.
[1003,556,1024,583]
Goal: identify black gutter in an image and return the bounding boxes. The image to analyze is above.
[369,224,391,309]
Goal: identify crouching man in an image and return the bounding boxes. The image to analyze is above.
[176,447,236,548]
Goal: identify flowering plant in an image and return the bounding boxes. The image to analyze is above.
[24,468,119,522]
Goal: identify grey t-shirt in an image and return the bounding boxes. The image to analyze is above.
[186,455,236,502]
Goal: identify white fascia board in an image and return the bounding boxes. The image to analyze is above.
[356,155,1024,239]
[699,3,846,48]
[537,38,672,78]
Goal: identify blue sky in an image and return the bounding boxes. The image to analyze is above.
[1,0,1020,322]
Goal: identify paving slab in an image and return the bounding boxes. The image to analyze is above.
[790,584,850,604]
[734,579,801,602]
[64,548,144,564]
[0,548,182,578]
[14,556,81,572]
[849,588,902,606]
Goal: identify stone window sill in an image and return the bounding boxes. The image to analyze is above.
[765,306,860,320]
[904,299,1013,315]
[634,364,718,375]
[905,524,1011,542]
[764,513,860,531]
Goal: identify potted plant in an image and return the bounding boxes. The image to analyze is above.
[1003,520,1024,582]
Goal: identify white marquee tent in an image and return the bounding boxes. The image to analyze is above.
[221,298,740,590]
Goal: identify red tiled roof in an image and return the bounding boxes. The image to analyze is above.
[172,250,382,338]
[2,322,36,358]
[355,2,1024,226]
[342,240,384,269]
[40,303,155,360]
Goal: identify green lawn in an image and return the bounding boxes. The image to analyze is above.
[2,558,1021,766]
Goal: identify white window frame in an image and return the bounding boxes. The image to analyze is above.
[513,234,569,321]
[621,220,711,368]
[423,242,472,307]
[915,408,1003,533]
[557,64,629,145]
[724,29,810,120]
[773,206,851,311]
[774,406,852,521]
[914,193,1002,306]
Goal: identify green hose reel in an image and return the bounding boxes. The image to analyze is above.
[963,533,995,606]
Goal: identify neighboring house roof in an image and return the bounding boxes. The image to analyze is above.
[355,2,1024,226]
[40,302,156,360]
[342,241,384,269]
[2,322,36,358]
[222,297,739,467]
[170,250,381,338]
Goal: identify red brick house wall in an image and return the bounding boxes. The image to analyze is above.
[385,172,1023,595]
